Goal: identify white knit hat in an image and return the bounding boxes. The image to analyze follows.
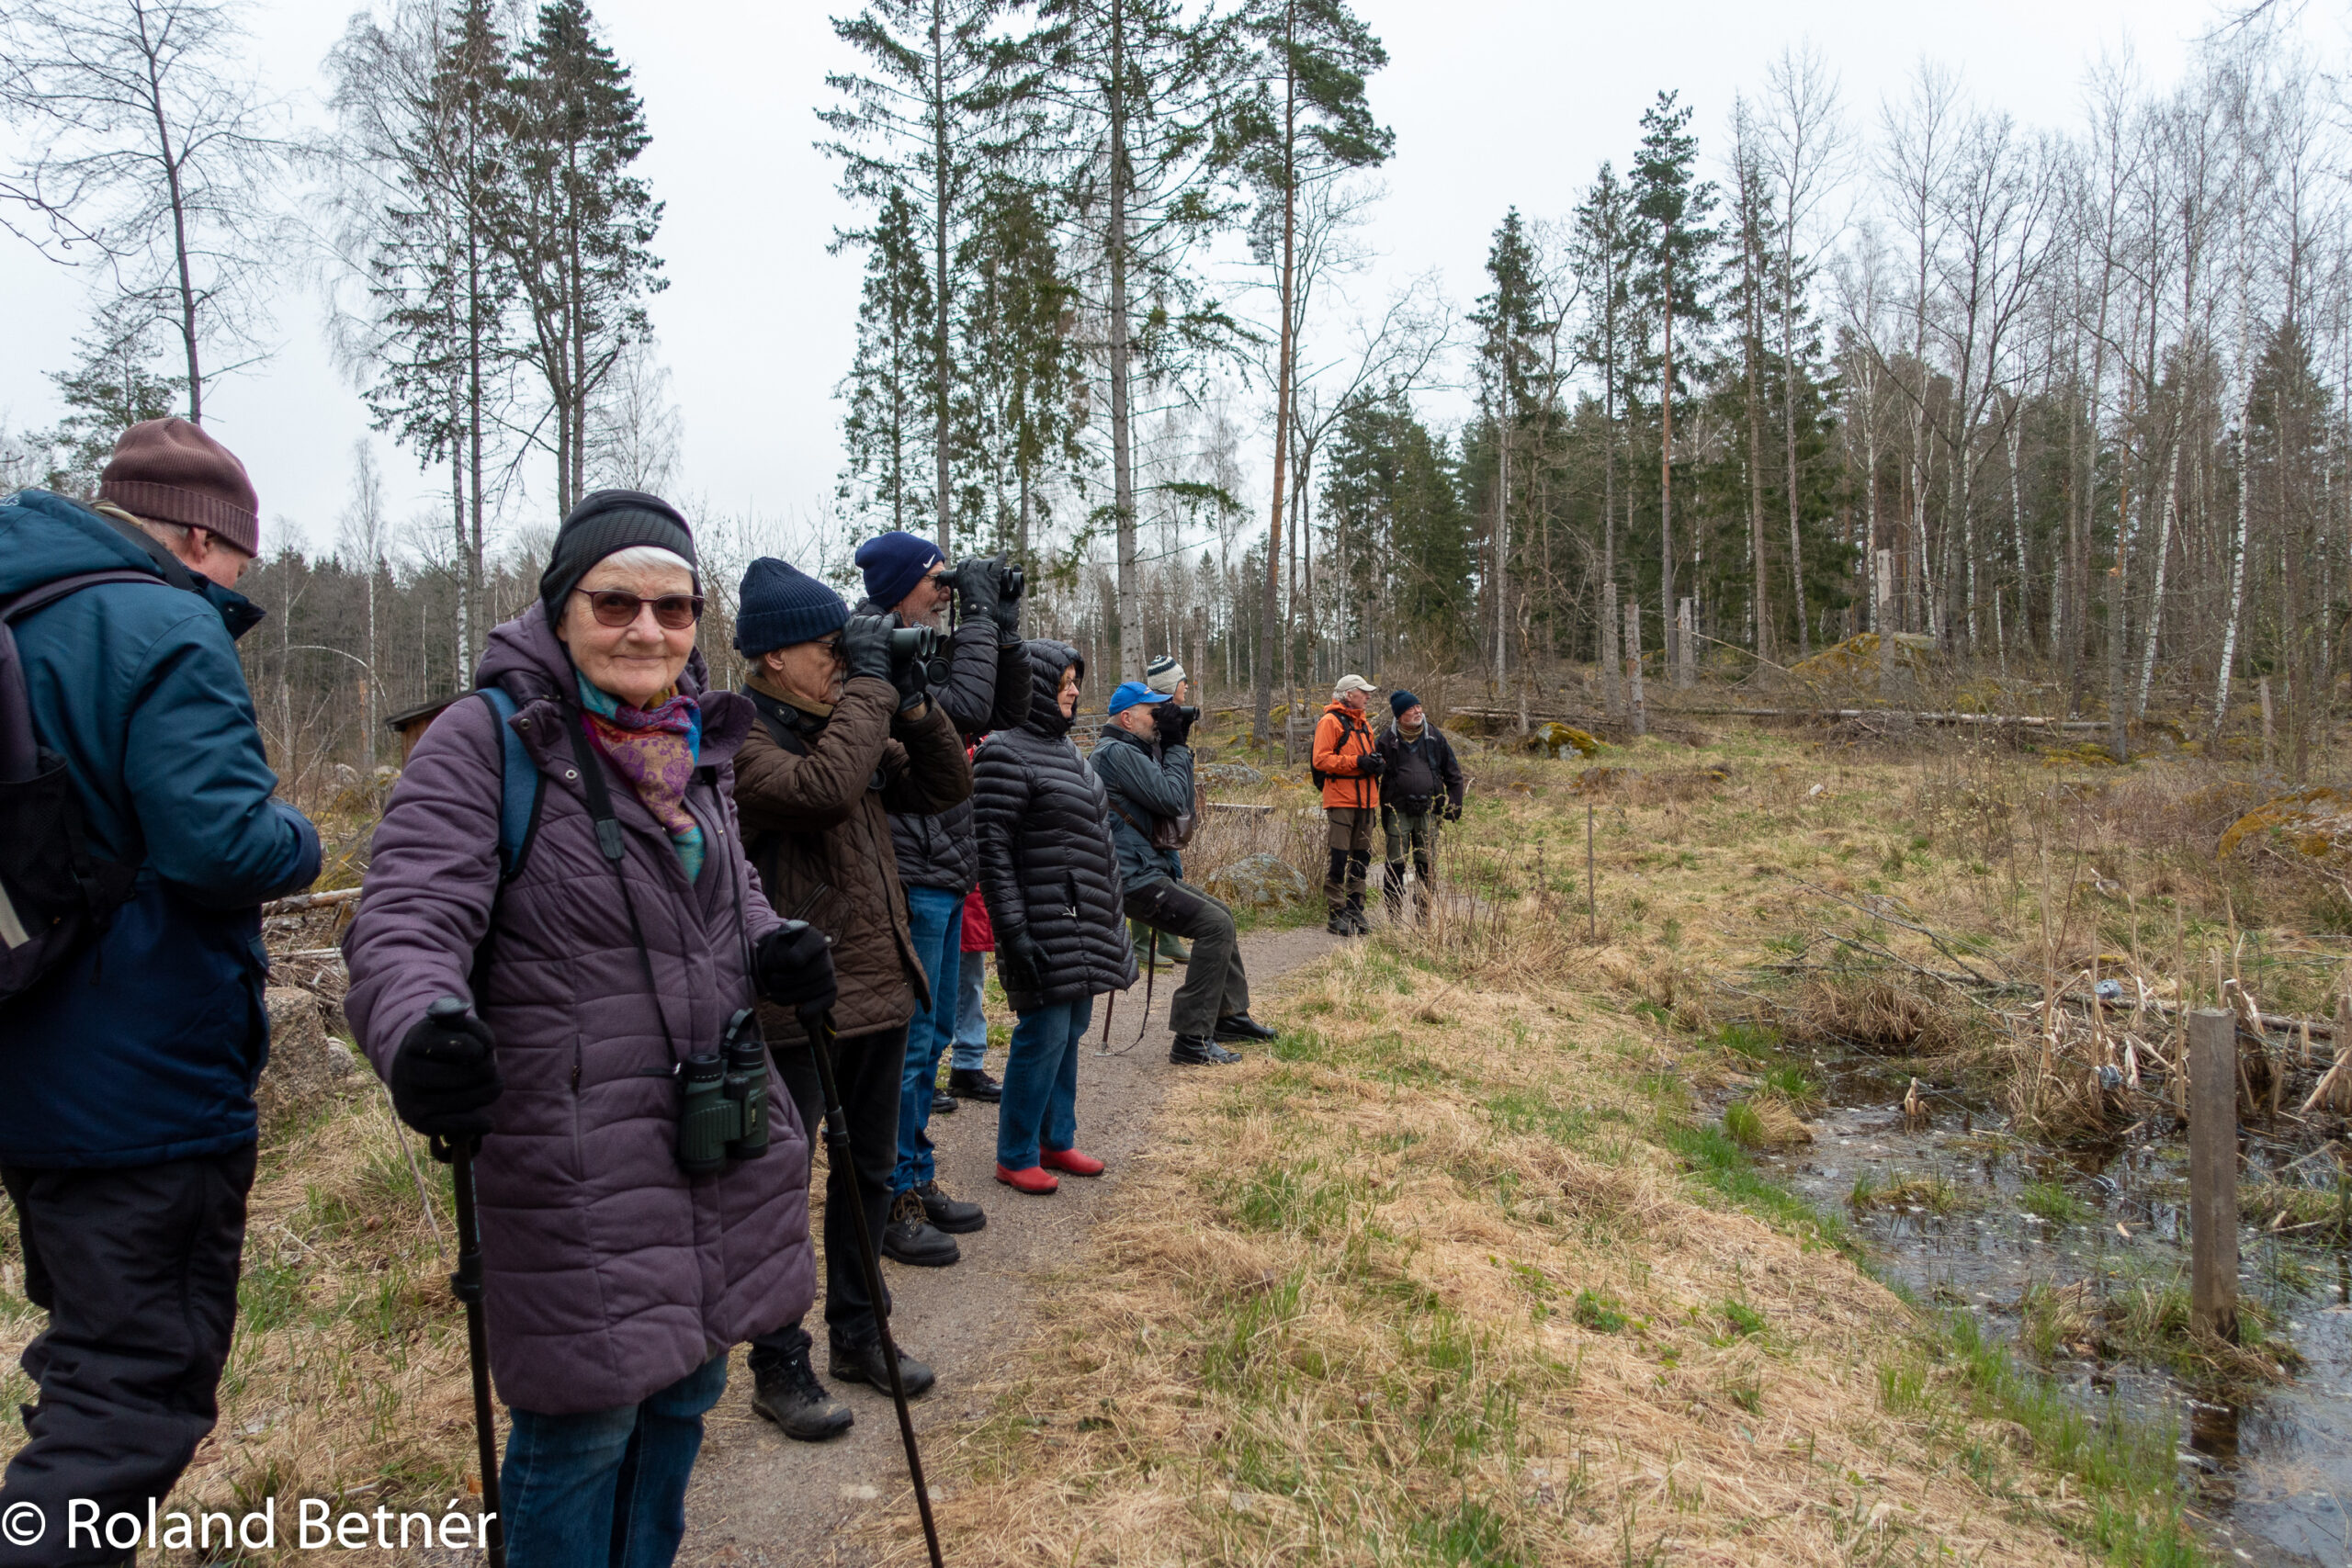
[1145,654,1185,694]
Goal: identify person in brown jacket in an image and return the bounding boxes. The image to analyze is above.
[1312,673,1384,934]
[729,557,973,1442]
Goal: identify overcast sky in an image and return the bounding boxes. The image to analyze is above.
[0,0,2323,559]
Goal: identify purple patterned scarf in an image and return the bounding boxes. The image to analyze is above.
[577,675,707,881]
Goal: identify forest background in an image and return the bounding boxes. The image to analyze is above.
[0,0,2342,793]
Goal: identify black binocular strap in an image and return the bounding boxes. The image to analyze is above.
[563,711,680,1063]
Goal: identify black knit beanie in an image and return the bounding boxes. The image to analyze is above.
[539,490,697,620]
[735,557,849,657]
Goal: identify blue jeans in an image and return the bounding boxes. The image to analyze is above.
[896,886,965,1194]
[953,945,988,1069]
[502,1354,728,1568]
[996,996,1093,1171]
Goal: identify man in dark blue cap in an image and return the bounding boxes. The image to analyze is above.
[1090,680,1277,1066]
[848,533,1032,1265]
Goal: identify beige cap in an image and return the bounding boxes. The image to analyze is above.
[1331,674,1375,699]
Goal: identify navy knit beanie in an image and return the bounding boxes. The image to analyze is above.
[539,489,696,621]
[735,557,849,657]
[1391,689,1422,719]
[854,530,944,612]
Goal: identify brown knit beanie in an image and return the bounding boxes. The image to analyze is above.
[98,418,259,556]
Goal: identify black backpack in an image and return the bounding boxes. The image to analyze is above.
[0,570,159,998]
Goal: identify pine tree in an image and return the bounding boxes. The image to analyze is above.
[841,186,937,533]
[1226,0,1389,740]
[35,302,186,496]
[820,0,1018,553]
[1628,90,1716,673]
[1467,209,1555,689]
[1570,163,1636,708]
[1029,0,1240,678]
[502,0,664,517]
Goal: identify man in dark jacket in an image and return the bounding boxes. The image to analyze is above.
[0,422,320,1564]
[729,558,973,1439]
[1374,690,1466,924]
[848,534,1029,1256]
[1090,681,1278,1066]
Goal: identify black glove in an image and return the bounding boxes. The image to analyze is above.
[840,614,895,686]
[1358,751,1386,778]
[755,920,837,1015]
[998,926,1046,993]
[1443,800,1463,822]
[989,553,1023,640]
[1152,701,1196,746]
[952,556,1001,626]
[390,998,501,1140]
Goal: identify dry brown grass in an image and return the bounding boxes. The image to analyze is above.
[864,931,2167,1566]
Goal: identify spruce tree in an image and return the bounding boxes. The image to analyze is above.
[1628,90,1716,671]
[841,186,937,534]
[1467,209,1556,689]
[820,0,1018,553]
[956,178,1086,558]
[35,303,185,496]
[502,0,664,517]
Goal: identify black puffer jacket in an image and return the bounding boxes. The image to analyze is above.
[864,600,1032,895]
[972,640,1136,1011]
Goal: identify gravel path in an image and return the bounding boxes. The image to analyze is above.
[678,921,1339,1567]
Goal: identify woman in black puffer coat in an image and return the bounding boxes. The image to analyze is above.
[972,640,1136,1192]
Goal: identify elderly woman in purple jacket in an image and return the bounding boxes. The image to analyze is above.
[343,492,836,1568]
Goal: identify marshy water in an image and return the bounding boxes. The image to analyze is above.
[1745,1047,2352,1567]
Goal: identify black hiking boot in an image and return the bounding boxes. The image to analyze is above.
[751,1348,854,1441]
[830,1336,935,1398]
[1170,1033,1230,1066]
[1215,1013,1278,1043]
[917,1178,986,1234]
[933,1081,958,1113]
[1327,911,1352,936]
[947,1066,1002,1102]
[881,1190,960,1267]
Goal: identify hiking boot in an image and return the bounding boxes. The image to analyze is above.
[1214,1013,1277,1043]
[947,1066,1002,1102]
[1345,899,1372,935]
[1170,1034,1229,1066]
[880,1191,960,1268]
[1039,1144,1105,1177]
[1157,930,1192,964]
[1326,912,1352,936]
[933,1080,958,1113]
[995,1162,1058,1194]
[830,1336,935,1399]
[916,1178,986,1234]
[751,1349,854,1441]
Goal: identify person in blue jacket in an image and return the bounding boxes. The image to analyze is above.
[0,418,319,1566]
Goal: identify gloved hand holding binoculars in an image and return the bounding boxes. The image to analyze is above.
[842,613,944,713]
[946,553,1026,644]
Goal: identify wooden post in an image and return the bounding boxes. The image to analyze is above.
[1623,600,1647,738]
[1586,803,1598,942]
[2259,677,2276,769]
[2189,1008,2240,1342]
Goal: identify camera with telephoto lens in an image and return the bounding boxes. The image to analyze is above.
[676,1007,771,1176]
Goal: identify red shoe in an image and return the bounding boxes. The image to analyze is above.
[995,1163,1059,1194]
[1039,1145,1105,1177]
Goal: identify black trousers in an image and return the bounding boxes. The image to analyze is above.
[751,1023,906,1364]
[1124,880,1250,1040]
[0,1146,256,1568]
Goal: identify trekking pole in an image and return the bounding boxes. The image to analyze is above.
[1102,922,1162,1055]
[424,1001,506,1568]
[798,1005,946,1568]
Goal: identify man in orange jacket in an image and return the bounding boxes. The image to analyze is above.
[1313,674,1384,935]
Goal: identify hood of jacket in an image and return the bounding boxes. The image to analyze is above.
[1,487,263,640]
[1019,638,1081,740]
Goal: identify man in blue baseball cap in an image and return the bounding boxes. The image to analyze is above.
[1089,681,1276,1066]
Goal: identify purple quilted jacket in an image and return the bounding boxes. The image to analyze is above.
[342,606,812,1416]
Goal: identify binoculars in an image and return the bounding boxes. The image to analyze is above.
[888,623,950,690]
[677,1007,771,1176]
[1169,704,1199,724]
[945,554,1025,606]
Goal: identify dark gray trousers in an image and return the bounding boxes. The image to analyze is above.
[1125,880,1249,1040]
[0,1145,256,1568]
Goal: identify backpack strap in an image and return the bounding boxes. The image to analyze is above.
[474,686,545,882]
[0,570,165,626]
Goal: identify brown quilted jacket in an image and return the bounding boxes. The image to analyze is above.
[733,671,971,1048]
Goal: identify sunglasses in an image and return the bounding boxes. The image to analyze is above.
[575,588,705,631]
